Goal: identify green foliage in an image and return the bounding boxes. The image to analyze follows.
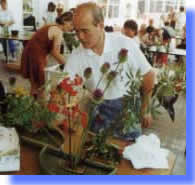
[155,63,186,97]
[116,69,143,134]
[0,94,57,133]
[63,33,80,53]
[85,131,121,164]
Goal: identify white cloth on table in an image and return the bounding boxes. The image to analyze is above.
[64,32,152,100]
[123,134,170,169]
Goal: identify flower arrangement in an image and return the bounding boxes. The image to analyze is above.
[0,77,57,133]
[41,48,129,168]
[84,48,128,104]
[80,48,130,162]
[150,63,186,121]
[46,74,89,168]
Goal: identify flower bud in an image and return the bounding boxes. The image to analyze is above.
[100,62,110,74]
[118,48,128,63]
[84,67,92,79]
[93,88,104,101]
[107,71,118,81]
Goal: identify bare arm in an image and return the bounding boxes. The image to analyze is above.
[140,70,155,128]
[49,28,65,65]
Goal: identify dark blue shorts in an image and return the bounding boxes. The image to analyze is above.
[90,97,142,141]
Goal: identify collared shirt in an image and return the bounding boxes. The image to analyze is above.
[65,32,152,100]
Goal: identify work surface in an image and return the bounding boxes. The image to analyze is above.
[1,139,175,175]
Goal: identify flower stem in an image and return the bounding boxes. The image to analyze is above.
[96,74,105,89]
[68,95,72,168]
[103,63,120,95]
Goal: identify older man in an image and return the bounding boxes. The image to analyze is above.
[65,2,155,140]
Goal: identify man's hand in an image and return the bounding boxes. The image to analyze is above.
[141,113,153,128]
[140,70,155,128]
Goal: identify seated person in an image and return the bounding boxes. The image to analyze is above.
[64,2,155,141]
[123,19,140,47]
[155,30,171,66]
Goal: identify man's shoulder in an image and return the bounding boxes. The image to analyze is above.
[68,46,86,61]
[106,32,136,48]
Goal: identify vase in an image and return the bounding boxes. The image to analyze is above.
[39,145,117,175]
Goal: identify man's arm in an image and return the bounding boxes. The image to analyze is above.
[140,69,155,128]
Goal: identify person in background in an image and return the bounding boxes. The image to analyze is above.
[0,0,15,59]
[138,24,147,45]
[163,21,176,38]
[64,2,155,141]
[42,2,57,25]
[167,7,177,29]
[146,18,155,33]
[176,6,186,34]
[155,30,171,67]
[123,19,140,47]
[56,2,65,18]
[21,12,74,98]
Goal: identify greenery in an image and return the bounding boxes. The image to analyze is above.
[85,131,121,165]
[0,93,57,133]
[63,33,80,53]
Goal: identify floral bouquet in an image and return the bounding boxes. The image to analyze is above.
[45,74,90,167]
[43,48,129,167]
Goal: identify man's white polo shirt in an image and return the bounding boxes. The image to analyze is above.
[65,32,152,100]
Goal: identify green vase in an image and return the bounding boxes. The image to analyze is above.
[39,145,117,175]
[3,26,9,37]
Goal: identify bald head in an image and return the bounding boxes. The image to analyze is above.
[72,2,105,53]
[74,2,104,26]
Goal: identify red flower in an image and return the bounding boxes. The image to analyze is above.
[81,112,88,128]
[69,89,78,96]
[62,107,71,117]
[72,104,80,118]
[61,120,69,133]
[33,121,45,129]
[48,103,60,113]
[73,74,83,86]
[60,77,78,96]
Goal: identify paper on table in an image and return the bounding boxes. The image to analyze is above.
[0,126,20,172]
[123,134,169,169]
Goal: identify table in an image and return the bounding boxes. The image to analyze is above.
[148,48,186,57]
[0,139,176,175]
[0,33,33,65]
